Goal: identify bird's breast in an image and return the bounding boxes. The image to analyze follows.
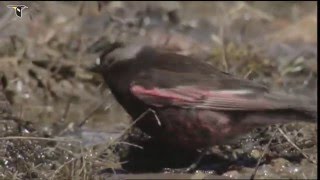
[152,108,257,150]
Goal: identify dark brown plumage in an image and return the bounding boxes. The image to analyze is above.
[92,42,316,150]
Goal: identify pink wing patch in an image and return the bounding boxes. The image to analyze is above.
[130,85,282,111]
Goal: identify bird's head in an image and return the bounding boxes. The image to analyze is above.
[88,40,150,74]
[87,42,123,73]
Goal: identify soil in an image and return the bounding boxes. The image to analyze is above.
[0,2,317,179]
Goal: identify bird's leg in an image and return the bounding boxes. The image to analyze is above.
[184,148,208,172]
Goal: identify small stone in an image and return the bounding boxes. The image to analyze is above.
[270,158,290,173]
[223,170,241,179]
[250,149,262,159]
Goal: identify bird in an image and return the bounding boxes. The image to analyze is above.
[90,41,316,152]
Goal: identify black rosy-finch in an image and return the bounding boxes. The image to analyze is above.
[90,42,317,150]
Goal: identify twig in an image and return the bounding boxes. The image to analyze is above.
[244,69,253,79]
[219,25,229,73]
[250,129,278,180]
[77,101,106,128]
[60,98,73,122]
[94,108,161,157]
[116,141,143,149]
[0,136,81,143]
[50,157,76,180]
[56,99,105,136]
[277,127,317,164]
[114,108,160,142]
[78,141,86,179]
[149,108,161,126]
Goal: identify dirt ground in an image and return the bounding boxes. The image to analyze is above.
[0,1,317,179]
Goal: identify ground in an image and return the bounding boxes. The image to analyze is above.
[0,1,317,179]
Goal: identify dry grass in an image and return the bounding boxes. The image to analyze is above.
[0,1,317,179]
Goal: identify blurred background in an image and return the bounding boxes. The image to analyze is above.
[0,1,317,179]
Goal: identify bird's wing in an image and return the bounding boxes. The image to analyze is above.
[130,69,310,111]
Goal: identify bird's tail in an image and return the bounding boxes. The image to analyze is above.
[242,94,317,125]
